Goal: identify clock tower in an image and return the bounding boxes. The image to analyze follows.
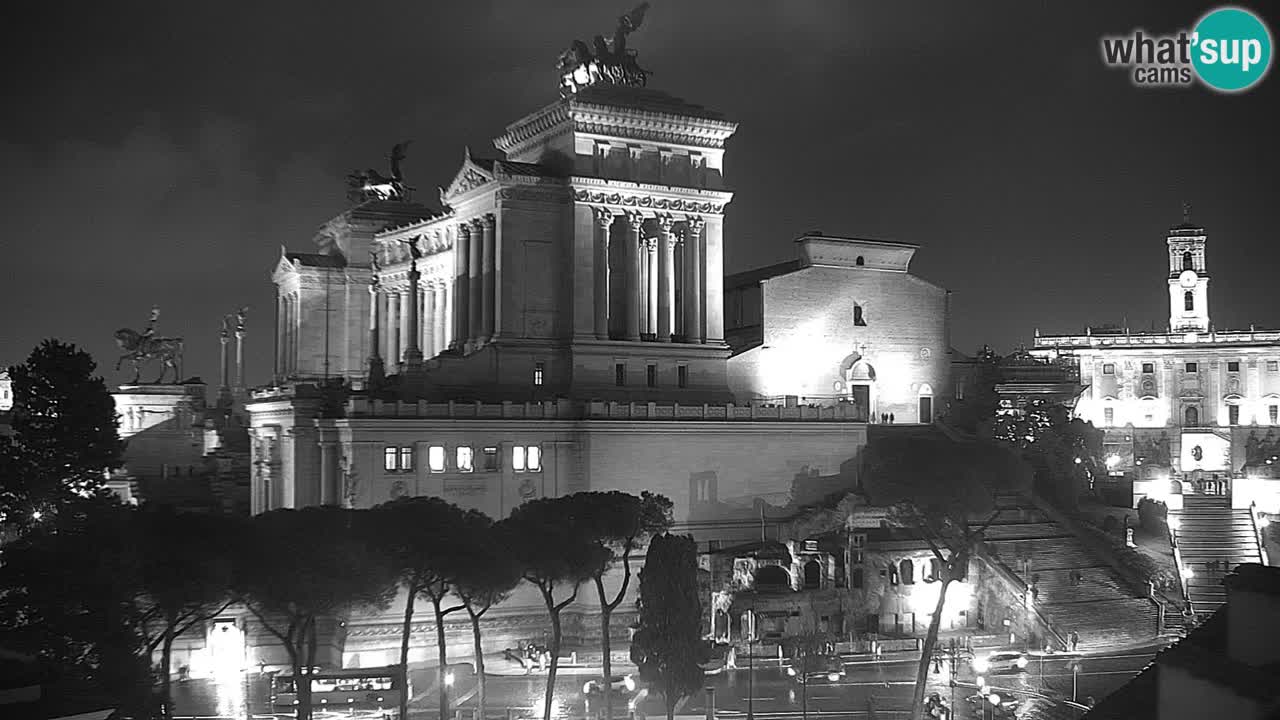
[1167,203,1210,333]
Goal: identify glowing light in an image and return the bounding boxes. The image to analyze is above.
[1184,566,1195,579]
[1106,454,1121,469]
[1074,457,1082,464]
[786,666,797,677]
[1015,656,1029,669]
[623,675,636,692]
[976,676,986,687]
[1167,517,1180,532]
[827,672,841,682]
[31,510,42,520]
[973,656,990,673]
[988,693,1002,706]
[583,681,592,694]
[444,671,455,687]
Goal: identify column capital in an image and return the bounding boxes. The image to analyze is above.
[625,211,646,231]
[684,215,706,233]
[656,213,678,234]
[593,206,617,229]
[457,221,473,237]
[469,217,485,231]
[480,212,496,229]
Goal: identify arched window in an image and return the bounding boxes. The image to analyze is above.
[853,305,867,326]
[1169,479,1184,495]
[1184,405,1200,427]
[1183,251,1194,271]
[803,560,822,590]
[899,559,915,585]
[926,558,942,583]
[855,256,865,266]
[755,565,790,591]
[1184,291,1194,311]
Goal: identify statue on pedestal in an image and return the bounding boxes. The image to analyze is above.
[558,3,652,96]
[114,306,184,384]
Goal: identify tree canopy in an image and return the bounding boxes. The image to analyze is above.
[631,533,704,720]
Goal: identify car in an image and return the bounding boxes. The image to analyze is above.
[783,655,846,683]
[583,675,637,696]
[972,651,1029,675]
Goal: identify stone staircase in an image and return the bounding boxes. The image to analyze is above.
[983,494,1161,649]
[1171,494,1265,616]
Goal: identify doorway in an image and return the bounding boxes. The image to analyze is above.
[918,396,933,424]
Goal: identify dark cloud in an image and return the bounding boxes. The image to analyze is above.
[1,0,1277,383]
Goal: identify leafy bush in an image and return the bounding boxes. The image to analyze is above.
[1137,498,1169,533]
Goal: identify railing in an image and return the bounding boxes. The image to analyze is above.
[1250,501,1270,566]
[341,397,872,422]
[1169,519,1195,618]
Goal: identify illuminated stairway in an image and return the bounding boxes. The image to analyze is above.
[1171,494,1264,616]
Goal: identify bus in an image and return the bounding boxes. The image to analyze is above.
[271,664,409,716]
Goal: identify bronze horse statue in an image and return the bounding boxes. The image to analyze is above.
[114,328,184,384]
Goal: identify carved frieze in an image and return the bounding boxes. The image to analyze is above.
[573,188,725,215]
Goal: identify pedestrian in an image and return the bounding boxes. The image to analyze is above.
[1070,631,1079,652]
[889,412,895,423]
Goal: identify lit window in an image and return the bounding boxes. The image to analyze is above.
[678,365,688,388]
[615,363,626,386]
[534,362,544,386]
[456,446,473,472]
[384,447,398,472]
[483,447,499,471]
[1229,405,1240,426]
[527,445,542,472]
[513,446,526,472]
[1102,363,1115,375]
[1269,361,1279,372]
[1270,406,1278,425]
[1104,407,1114,426]
[398,447,414,471]
[1185,362,1198,374]
[1228,361,1240,373]
[428,445,445,472]
[1142,362,1155,374]
[646,364,657,388]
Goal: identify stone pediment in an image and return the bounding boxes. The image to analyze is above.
[440,148,495,203]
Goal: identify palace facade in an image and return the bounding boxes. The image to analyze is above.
[1031,214,1280,514]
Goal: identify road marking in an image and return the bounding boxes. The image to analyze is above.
[826,680,917,687]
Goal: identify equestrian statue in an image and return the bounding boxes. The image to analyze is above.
[114,305,185,384]
[347,141,413,203]
[558,2,651,96]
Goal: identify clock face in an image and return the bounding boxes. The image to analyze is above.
[1179,270,1198,288]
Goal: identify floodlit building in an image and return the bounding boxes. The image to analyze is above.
[243,24,954,670]
[1032,212,1280,515]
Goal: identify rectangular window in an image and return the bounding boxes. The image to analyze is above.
[678,365,688,389]
[1102,363,1115,375]
[534,362,544,386]
[1229,405,1240,426]
[428,445,446,472]
[1228,361,1241,373]
[1269,361,1279,372]
[527,445,542,472]
[1185,362,1198,374]
[851,533,867,548]
[512,445,526,472]
[1271,406,1278,425]
[398,447,414,472]
[646,364,657,388]
[456,446,473,472]
[1104,407,1115,426]
[803,540,818,552]
[1142,362,1155,374]
[384,447,398,472]
[955,382,965,401]
[483,446,499,472]
[851,550,864,565]
[615,363,626,386]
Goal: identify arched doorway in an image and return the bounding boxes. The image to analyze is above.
[714,609,729,639]
[838,352,877,421]
[1184,405,1200,427]
[918,383,935,424]
[803,559,822,589]
[755,565,791,591]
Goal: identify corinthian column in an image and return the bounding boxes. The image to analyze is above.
[683,216,705,343]
[657,215,676,342]
[433,283,446,356]
[624,212,643,341]
[468,218,483,348]
[387,291,401,362]
[479,213,496,344]
[645,238,658,336]
[403,261,423,370]
[593,207,614,340]
[453,224,470,349]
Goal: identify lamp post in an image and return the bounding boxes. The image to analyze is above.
[747,601,755,720]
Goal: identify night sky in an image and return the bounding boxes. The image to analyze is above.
[3,1,1277,387]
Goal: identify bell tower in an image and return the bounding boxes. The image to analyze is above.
[1167,203,1210,333]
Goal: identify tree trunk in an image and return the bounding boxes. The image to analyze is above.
[596,578,615,720]
[400,586,417,720]
[161,625,175,720]
[300,616,318,720]
[433,597,451,720]
[469,608,487,720]
[912,577,953,720]
[542,591,563,720]
[666,676,676,720]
